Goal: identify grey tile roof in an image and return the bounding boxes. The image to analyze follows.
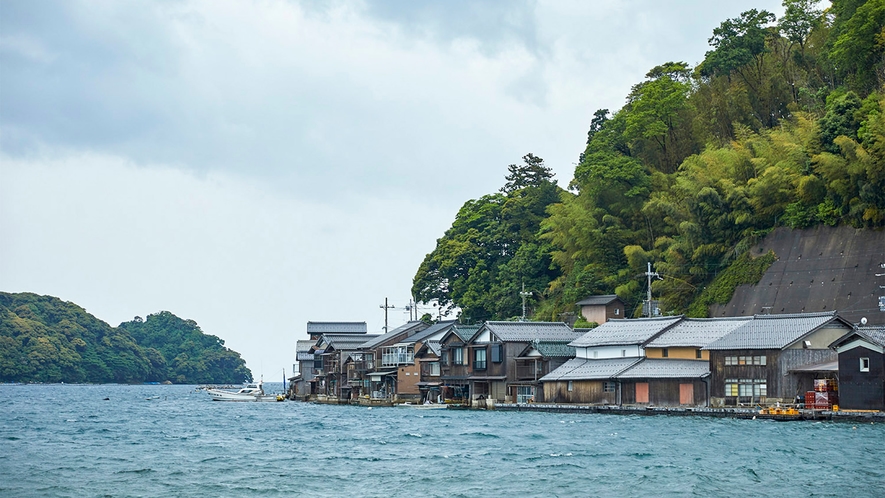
[317,334,380,351]
[616,358,710,379]
[830,326,885,349]
[533,341,577,358]
[452,324,480,341]
[360,321,428,349]
[704,311,848,350]
[400,320,457,345]
[426,340,441,356]
[481,321,584,342]
[539,357,640,382]
[295,340,314,352]
[576,294,622,306]
[856,326,885,347]
[307,321,367,334]
[646,317,751,348]
[569,316,683,347]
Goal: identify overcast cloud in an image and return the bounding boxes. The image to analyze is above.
[1,0,785,379]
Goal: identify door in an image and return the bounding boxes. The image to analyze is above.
[679,383,694,405]
[635,382,649,403]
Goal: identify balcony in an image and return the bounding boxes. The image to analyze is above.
[381,347,413,366]
[515,359,546,381]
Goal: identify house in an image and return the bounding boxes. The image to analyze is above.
[298,321,368,398]
[394,320,457,403]
[616,317,751,406]
[466,321,583,405]
[439,324,480,403]
[830,326,885,411]
[576,295,626,325]
[704,311,854,406]
[512,340,577,402]
[312,333,379,399]
[541,316,680,404]
[352,321,429,400]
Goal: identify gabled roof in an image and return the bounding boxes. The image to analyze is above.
[646,317,751,348]
[315,334,380,351]
[830,326,885,350]
[295,340,314,352]
[616,358,710,379]
[540,357,640,382]
[452,324,480,341]
[569,316,683,348]
[425,340,441,356]
[534,341,577,358]
[476,321,583,343]
[359,321,428,350]
[576,294,623,306]
[704,312,851,350]
[307,321,367,334]
[400,320,457,345]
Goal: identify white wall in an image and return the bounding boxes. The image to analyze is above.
[575,345,642,359]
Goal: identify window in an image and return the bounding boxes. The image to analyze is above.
[429,362,440,376]
[860,357,870,372]
[614,308,620,316]
[441,350,449,366]
[516,386,534,403]
[696,349,703,359]
[567,381,573,392]
[621,349,626,357]
[474,348,487,370]
[662,348,669,358]
[593,350,599,358]
[491,343,503,363]
[725,355,765,365]
[725,378,766,397]
[724,379,739,397]
[603,381,616,392]
[453,347,463,365]
[725,356,736,366]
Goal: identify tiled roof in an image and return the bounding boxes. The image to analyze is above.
[569,316,683,347]
[830,326,885,349]
[317,334,380,351]
[307,321,367,334]
[533,341,577,358]
[295,340,314,352]
[704,312,847,350]
[452,324,480,341]
[400,320,457,345]
[426,340,441,356]
[616,358,710,379]
[646,317,751,348]
[857,326,885,347]
[359,321,428,349]
[539,357,640,382]
[576,295,622,306]
[482,321,583,342]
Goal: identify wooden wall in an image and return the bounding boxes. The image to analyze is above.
[838,346,885,410]
[543,380,617,404]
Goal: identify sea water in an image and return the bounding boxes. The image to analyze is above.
[1,384,883,497]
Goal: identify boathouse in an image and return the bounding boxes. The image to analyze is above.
[830,326,885,411]
[704,311,853,406]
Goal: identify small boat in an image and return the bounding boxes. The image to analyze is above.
[206,380,282,402]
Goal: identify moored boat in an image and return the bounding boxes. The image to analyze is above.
[206,380,282,402]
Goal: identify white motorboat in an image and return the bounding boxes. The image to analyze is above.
[206,380,282,402]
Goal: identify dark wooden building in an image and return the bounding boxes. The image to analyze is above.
[830,326,885,411]
[704,312,853,406]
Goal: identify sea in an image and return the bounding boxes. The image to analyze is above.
[1,383,883,497]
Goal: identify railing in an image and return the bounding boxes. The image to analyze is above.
[515,360,545,380]
[381,351,414,366]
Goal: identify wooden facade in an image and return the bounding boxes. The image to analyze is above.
[619,379,707,406]
[543,380,618,404]
[832,329,885,411]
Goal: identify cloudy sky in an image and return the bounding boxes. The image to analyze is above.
[1,0,786,379]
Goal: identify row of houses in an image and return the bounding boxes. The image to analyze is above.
[290,301,885,411]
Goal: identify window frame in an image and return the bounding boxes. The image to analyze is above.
[473,347,487,371]
[860,357,870,372]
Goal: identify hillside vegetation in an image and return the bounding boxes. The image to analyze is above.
[414,0,885,320]
[0,292,251,384]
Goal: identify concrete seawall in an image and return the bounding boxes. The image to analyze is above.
[494,403,885,423]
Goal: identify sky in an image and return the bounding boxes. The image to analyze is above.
[0,0,787,380]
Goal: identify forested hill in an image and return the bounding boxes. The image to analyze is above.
[0,292,251,384]
[413,0,885,323]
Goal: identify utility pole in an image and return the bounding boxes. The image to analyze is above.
[519,283,532,322]
[379,298,394,332]
[644,262,661,317]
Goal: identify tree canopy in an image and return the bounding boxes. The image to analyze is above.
[0,292,251,384]
[414,0,885,322]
